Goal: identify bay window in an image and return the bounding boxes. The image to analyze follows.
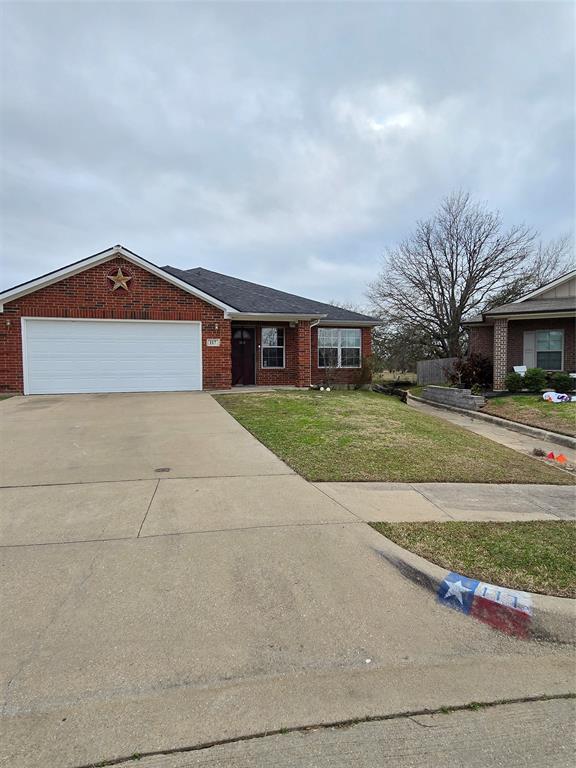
[318,328,361,368]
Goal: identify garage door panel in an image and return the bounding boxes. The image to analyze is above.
[23,320,202,394]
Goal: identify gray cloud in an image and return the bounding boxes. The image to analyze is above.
[1,1,574,305]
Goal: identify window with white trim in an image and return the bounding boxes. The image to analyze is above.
[536,330,563,370]
[262,327,285,368]
[318,328,361,368]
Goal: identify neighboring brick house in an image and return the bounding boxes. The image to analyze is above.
[465,270,576,390]
[0,245,378,395]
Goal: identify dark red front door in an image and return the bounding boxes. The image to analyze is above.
[232,327,256,385]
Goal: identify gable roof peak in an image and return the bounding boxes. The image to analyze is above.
[518,268,576,302]
[0,247,236,314]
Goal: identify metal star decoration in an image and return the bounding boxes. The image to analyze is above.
[107,267,133,291]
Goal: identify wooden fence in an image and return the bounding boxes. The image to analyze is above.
[416,357,458,386]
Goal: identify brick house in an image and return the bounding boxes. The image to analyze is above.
[465,269,576,390]
[0,245,378,395]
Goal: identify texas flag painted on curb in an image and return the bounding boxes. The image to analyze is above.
[438,572,533,638]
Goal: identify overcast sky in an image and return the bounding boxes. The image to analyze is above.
[1,1,574,305]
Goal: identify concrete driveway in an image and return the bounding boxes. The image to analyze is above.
[0,393,573,768]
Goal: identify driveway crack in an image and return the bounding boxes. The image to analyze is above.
[137,479,160,538]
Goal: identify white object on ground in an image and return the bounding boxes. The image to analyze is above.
[542,391,571,403]
[326,387,331,392]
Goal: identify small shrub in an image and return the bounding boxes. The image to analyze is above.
[448,353,493,390]
[523,368,547,392]
[321,359,338,389]
[504,371,524,392]
[354,355,375,390]
[550,372,574,393]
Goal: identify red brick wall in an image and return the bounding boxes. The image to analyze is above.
[0,258,232,393]
[0,259,375,393]
[232,321,297,386]
[468,319,575,373]
[468,325,494,360]
[295,321,312,387]
[507,317,575,372]
[311,326,373,386]
[232,320,312,387]
[233,322,372,387]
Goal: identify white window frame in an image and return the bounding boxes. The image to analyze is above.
[318,328,362,369]
[534,329,564,371]
[261,326,285,369]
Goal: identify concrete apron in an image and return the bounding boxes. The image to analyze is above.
[0,393,574,768]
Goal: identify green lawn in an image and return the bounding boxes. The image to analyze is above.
[215,390,574,484]
[482,395,576,437]
[370,521,576,597]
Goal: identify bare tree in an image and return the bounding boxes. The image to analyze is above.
[372,324,435,372]
[368,192,573,357]
[484,234,574,309]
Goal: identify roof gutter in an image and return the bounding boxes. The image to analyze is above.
[465,309,575,325]
[227,312,327,322]
[318,319,380,327]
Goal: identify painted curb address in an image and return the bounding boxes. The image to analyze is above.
[376,542,575,644]
[438,572,532,639]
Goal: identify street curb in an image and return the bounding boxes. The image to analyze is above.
[373,533,576,645]
[408,394,576,451]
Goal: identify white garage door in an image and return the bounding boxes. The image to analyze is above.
[23,319,203,394]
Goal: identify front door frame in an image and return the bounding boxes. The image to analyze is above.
[231,324,257,386]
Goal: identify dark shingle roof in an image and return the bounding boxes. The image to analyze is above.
[463,314,485,325]
[485,297,575,316]
[463,296,575,325]
[161,266,378,323]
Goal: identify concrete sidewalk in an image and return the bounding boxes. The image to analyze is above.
[408,398,576,465]
[315,482,575,522]
[110,697,575,768]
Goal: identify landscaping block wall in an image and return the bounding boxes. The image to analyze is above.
[421,385,486,411]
